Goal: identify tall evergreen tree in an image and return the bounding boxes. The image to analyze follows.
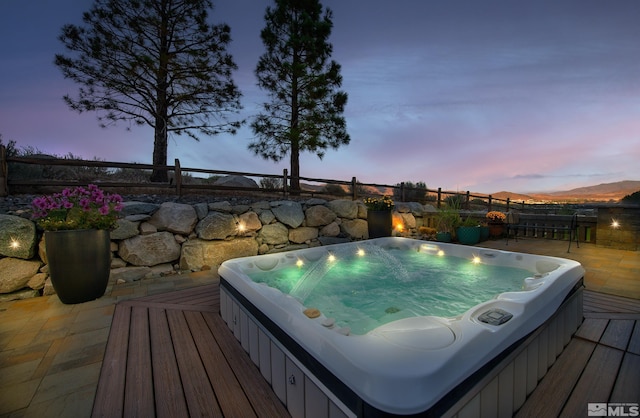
[250,0,349,192]
[55,0,243,182]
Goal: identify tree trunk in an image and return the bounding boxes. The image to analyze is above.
[290,45,300,194]
[290,140,300,193]
[150,121,168,183]
[150,10,170,184]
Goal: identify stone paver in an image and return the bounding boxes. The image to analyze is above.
[0,272,215,417]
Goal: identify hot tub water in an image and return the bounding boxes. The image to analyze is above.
[247,242,532,334]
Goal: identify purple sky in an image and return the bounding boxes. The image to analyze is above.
[1,0,639,194]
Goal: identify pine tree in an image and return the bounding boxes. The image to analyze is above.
[55,0,243,182]
[250,0,349,192]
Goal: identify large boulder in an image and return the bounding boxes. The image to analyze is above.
[305,205,337,227]
[0,258,42,293]
[180,238,258,271]
[238,211,262,232]
[110,219,140,240]
[196,212,237,240]
[327,199,358,219]
[320,222,340,237]
[0,214,37,259]
[289,227,318,244]
[214,175,259,188]
[396,202,427,216]
[120,201,159,216]
[259,223,289,245]
[259,210,276,225]
[270,201,304,228]
[398,212,417,229]
[118,232,181,266]
[149,202,198,235]
[340,219,368,239]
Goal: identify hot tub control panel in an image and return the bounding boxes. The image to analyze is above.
[478,309,513,326]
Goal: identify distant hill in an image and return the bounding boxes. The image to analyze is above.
[493,180,640,203]
[300,180,640,203]
[492,191,535,202]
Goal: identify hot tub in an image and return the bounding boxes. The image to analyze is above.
[219,237,584,417]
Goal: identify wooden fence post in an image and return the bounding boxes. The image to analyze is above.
[400,182,405,202]
[506,198,510,212]
[283,169,288,198]
[488,195,493,212]
[351,177,357,200]
[174,159,182,197]
[0,145,7,197]
[437,187,442,209]
[465,191,471,210]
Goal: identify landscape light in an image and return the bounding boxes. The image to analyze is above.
[611,219,620,229]
[236,221,246,233]
[10,238,20,249]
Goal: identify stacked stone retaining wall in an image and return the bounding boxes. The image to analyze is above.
[0,198,437,301]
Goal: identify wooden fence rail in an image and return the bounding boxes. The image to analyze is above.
[0,144,551,213]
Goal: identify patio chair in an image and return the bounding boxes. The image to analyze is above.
[506,212,579,253]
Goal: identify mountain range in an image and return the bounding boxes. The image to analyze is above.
[492,180,640,203]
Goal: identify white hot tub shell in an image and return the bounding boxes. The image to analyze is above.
[218,237,585,417]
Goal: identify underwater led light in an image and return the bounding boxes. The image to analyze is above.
[296,259,304,268]
[472,256,481,264]
[328,254,336,262]
[420,244,446,257]
[356,248,365,257]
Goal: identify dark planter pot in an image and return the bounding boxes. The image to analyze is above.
[367,210,393,238]
[436,232,452,242]
[479,226,490,241]
[456,226,481,245]
[45,229,111,304]
[488,222,505,238]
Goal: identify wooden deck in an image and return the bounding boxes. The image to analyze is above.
[516,290,640,417]
[91,283,289,418]
[93,282,640,418]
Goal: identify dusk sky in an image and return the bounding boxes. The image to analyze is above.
[1,0,639,194]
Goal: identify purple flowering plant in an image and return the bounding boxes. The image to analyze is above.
[32,184,123,231]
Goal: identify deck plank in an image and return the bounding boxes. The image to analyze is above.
[148,308,188,418]
[559,345,625,417]
[166,309,224,417]
[574,318,609,343]
[202,311,290,417]
[610,353,640,403]
[514,338,596,418]
[583,291,640,313]
[600,319,635,350]
[124,306,154,416]
[184,310,258,418]
[92,304,131,418]
[628,321,640,355]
